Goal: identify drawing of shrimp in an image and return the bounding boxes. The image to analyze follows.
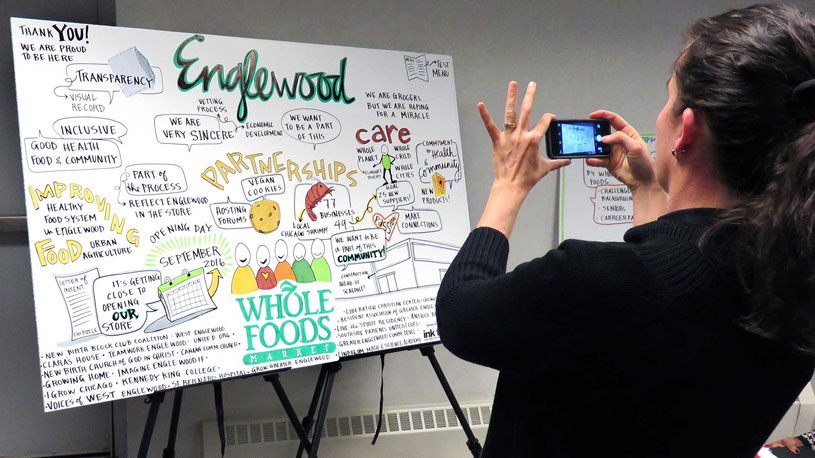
[301,181,334,222]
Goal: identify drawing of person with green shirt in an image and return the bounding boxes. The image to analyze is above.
[291,242,316,283]
[380,144,395,185]
[310,239,331,282]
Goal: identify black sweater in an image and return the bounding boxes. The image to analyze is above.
[436,208,814,457]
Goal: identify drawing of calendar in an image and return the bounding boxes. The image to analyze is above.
[158,268,217,322]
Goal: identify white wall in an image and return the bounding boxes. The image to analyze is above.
[111,0,808,456]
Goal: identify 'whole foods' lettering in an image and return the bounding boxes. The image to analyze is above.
[237,281,334,364]
[174,35,356,123]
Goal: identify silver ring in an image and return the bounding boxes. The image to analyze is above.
[504,122,516,130]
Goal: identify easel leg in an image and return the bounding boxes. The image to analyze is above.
[309,362,341,458]
[296,365,330,458]
[420,346,483,458]
[264,373,314,455]
[162,388,184,458]
[137,391,166,458]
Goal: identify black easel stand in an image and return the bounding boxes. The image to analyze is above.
[137,391,166,458]
[137,384,225,458]
[420,346,483,458]
[264,362,342,458]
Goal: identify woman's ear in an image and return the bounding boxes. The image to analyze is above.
[673,107,700,156]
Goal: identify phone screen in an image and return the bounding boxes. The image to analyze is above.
[547,120,611,158]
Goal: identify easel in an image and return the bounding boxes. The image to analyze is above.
[137,344,482,458]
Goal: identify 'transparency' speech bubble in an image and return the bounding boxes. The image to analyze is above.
[56,63,164,103]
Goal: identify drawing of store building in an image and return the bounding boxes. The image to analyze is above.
[371,238,459,294]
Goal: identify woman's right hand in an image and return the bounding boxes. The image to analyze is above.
[587,110,667,225]
[586,110,657,193]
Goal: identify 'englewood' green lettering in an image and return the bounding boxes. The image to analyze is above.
[174,34,355,122]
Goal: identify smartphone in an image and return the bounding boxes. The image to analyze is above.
[545,119,612,159]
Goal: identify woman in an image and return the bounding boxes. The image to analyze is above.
[436,4,815,457]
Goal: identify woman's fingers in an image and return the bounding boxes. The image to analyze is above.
[585,157,610,168]
[546,158,571,172]
[531,113,555,138]
[517,82,536,131]
[590,109,640,138]
[602,131,644,155]
[504,81,518,129]
[478,102,501,144]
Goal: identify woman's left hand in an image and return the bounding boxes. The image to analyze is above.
[478,81,571,195]
[475,81,571,238]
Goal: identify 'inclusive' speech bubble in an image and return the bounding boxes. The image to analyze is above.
[282,109,341,149]
[123,164,188,196]
[154,114,236,151]
[92,270,162,336]
[52,117,128,143]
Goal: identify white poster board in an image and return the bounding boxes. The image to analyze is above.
[558,134,655,242]
[10,18,469,411]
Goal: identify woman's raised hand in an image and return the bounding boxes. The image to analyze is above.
[587,110,657,193]
[588,110,667,224]
[478,81,571,195]
[474,81,570,238]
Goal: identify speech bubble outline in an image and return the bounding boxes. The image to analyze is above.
[589,185,633,225]
[92,270,162,336]
[123,163,188,196]
[281,108,342,149]
[415,140,462,187]
[54,62,164,103]
[209,199,253,230]
[241,174,286,201]
[330,228,387,268]
[154,113,237,151]
[24,131,122,172]
[52,116,128,144]
[375,180,415,211]
[397,209,442,234]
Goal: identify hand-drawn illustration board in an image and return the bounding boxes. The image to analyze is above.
[10,18,469,412]
[558,134,655,242]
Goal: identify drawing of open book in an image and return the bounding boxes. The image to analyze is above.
[404,54,429,82]
[158,268,217,321]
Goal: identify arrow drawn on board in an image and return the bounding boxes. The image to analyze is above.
[349,194,377,225]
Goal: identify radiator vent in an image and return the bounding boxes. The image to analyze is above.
[217,402,491,446]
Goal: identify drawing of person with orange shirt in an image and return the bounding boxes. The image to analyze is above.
[274,239,296,282]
